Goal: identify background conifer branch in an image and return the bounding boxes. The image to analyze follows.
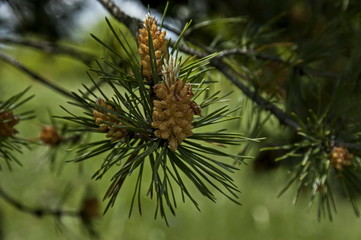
[216,48,340,80]
[0,37,95,64]
[0,0,360,232]
[0,185,79,218]
[95,0,361,151]
[95,0,341,80]
[0,51,76,100]
[211,58,301,130]
[0,184,100,237]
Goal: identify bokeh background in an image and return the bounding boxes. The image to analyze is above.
[1,0,361,239]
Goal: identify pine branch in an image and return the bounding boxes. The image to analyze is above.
[92,0,361,222]
[333,140,361,152]
[178,44,361,151]
[58,15,260,221]
[213,59,301,130]
[0,185,79,218]
[92,0,321,130]
[174,43,301,130]
[96,0,134,24]
[217,48,340,80]
[95,0,139,35]
[94,0,361,152]
[95,0,340,80]
[0,51,76,101]
[0,37,95,64]
[96,0,339,81]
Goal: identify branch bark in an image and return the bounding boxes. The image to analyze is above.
[0,51,76,100]
[217,48,340,80]
[0,186,79,218]
[0,37,95,65]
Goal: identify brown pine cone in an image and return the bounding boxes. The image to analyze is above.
[92,98,127,142]
[152,80,200,150]
[138,14,167,78]
[330,146,353,171]
[0,111,19,138]
[39,125,62,146]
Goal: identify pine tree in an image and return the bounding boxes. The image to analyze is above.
[1,0,361,238]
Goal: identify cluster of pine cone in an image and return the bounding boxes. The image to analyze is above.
[92,14,200,151]
[93,98,127,142]
[330,146,353,171]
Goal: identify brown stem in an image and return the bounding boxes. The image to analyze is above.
[0,37,95,65]
[95,0,340,80]
[217,48,340,80]
[213,59,301,130]
[95,0,139,35]
[0,186,79,218]
[0,51,76,100]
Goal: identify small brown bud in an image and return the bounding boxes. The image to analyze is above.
[190,101,202,116]
[330,147,353,171]
[93,98,127,141]
[81,197,100,221]
[39,125,61,146]
[0,111,19,137]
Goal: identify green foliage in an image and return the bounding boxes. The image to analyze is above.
[0,87,34,170]
[59,18,257,223]
[263,107,361,220]
[2,1,361,238]
[181,0,361,221]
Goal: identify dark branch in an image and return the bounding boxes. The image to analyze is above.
[214,59,301,130]
[334,140,361,151]
[0,51,76,100]
[0,186,79,218]
[217,48,340,80]
[95,0,140,35]
[0,37,95,65]
[96,0,135,24]
[170,41,300,130]
[95,0,341,80]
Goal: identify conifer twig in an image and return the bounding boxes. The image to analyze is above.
[95,0,340,80]
[94,0,336,97]
[333,140,361,151]
[170,42,301,129]
[0,185,79,218]
[213,59,301,130]
[217,48,340,79]
[96,0,134,24]
[95,0,361,151]
[0,51,76,100]
[0,37,95,64]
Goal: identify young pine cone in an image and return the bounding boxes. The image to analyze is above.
[93,98,127,142]
[0,111,19,138]
[330,146,353,171]
[152,79,201,151]
[39,125,62,146]
[138,13,167,78]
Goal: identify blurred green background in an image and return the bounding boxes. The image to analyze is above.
[2,0,361,239]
